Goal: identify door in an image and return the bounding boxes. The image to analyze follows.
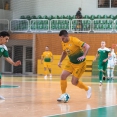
[25,47,32,73]
[13,46,23,73]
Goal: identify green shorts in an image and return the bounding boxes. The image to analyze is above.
[98,62,108,71]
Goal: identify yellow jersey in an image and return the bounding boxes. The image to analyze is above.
[42,51,53,62]
[62,36,85,64]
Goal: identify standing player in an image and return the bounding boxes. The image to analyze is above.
[93,41,110,86]
[0,31,21,99]
[41,46,53,79]
[107,47,116,80]
[57,30,91,102]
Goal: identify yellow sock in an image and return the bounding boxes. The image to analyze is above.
[61,80,67,94]
[77,81,89,91]
[44,70,47,76]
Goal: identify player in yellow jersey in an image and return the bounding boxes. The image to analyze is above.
[41,46,53,79]
[57,30,92,102]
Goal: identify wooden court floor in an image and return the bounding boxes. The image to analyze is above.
[0,75,117,117]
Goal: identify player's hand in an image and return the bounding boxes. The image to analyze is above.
[58,62,62,68]
[103,59,107,62]
[14,60,21,66]
[77,56,85,61]
[93,59,96,62]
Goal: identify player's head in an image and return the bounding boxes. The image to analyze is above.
[101,41,106,47]
[45,46,49,51]
[79,7,81,11]
[0,31,10,45]
[59,30,69,43]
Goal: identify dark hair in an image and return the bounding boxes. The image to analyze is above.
[0,31,10,37]
[59,30,68,36]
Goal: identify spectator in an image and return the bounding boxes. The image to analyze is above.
[75,8,82,19]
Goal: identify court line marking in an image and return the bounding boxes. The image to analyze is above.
[0,84,20,88]
[44,104,117,117]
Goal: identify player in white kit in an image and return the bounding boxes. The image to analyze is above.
[107,47,116,80]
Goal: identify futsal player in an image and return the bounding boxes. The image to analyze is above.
[57,30,92,102]
[41,46,53,79]
[93,41,111,86]
[107,47,116,80]
[0,31,21,99]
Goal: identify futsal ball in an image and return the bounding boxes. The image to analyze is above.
[63,93,70,103]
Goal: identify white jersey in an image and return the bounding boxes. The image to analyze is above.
[107,50,116,68]
[108,52,116,63]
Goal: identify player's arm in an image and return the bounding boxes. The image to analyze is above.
[58,51,67,68]
[41,55,44,64]
[51,55,53,62]
[50,52,53,62]
[5,57,21,66]
[3,48,21,66]
[93,53,99,62]
[77,43,90,61]
[103,52,111,62]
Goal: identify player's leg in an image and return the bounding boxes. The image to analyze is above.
[43,62,48,79]
[103,62,108,80]
[110,61,115,79]
[110,68,114,79]
[0,79,1,86]
[107,67,110,80]
[57,70,71,102]
[44,67,47,79]
[57,62,72,102]
[0,74,1,86]
[0,74,5,100]
[72,61,91,98]
[107,62,111,80]
[47,62,52,79]
[98,62,103,85]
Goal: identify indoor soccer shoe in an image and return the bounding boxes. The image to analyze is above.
[99,82,102,86]
[103,76,106,80]
[50,74,52,79]
[87,86,92,99]
[44,75,47,79]
[0,96,5,100]
[57,93,66,102]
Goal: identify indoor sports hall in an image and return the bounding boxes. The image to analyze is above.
[0,0,117,117]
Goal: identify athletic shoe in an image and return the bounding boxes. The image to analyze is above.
[87,86,92,99]
[99,82,102,86]
[57,93,66,102]
[44,75,47,80]
[103,76,106,80]
[0,96,5,100]
[50,74,52,79]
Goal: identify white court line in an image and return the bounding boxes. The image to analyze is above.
[43,104,117,117]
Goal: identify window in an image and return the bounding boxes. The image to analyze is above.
[98,0,117,8]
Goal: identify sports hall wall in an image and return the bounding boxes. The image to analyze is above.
[9,0,117,19]
[36,33,117,59]
[10,33,117,74]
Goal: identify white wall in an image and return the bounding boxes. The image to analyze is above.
[10,0,117,19]
[11,0,36,19]
[0,9,13,20]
